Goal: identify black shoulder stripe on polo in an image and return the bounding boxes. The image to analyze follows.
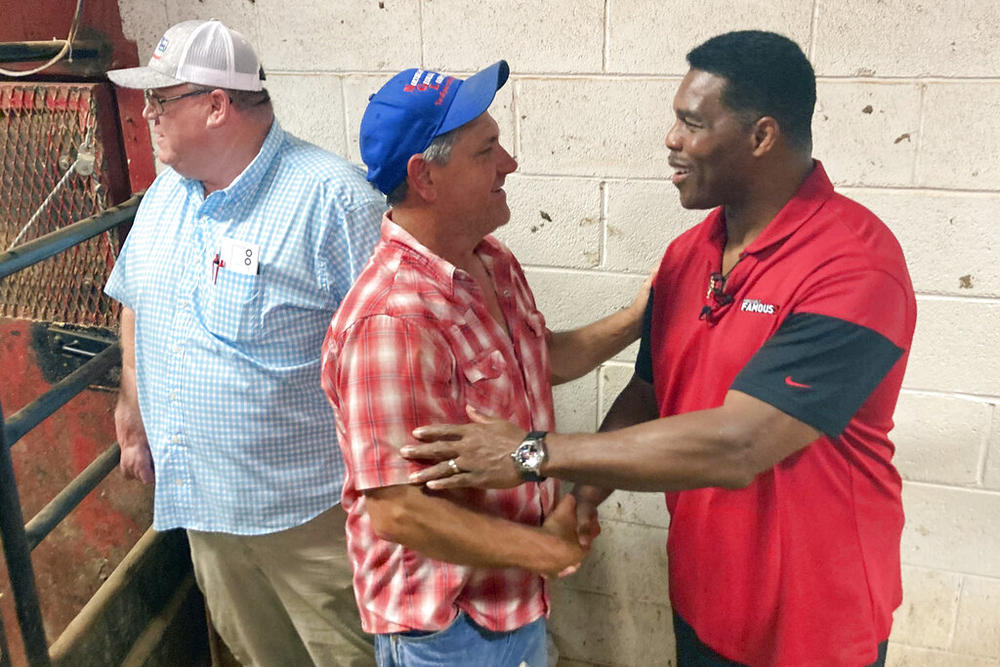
[730,312,904,437]
[635,287,655,383]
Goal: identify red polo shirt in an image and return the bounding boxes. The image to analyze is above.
[636,162,916,665]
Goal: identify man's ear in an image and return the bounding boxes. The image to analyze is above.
[406,154,436,202]
[751,116,780,157]
[205,89,231,129]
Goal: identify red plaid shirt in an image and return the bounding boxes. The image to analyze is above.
[321,216,557,634]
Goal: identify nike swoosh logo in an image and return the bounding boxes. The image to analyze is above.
[784,375,811,389]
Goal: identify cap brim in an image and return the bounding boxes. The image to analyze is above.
[107,66,186,90]
[437,60,510,136]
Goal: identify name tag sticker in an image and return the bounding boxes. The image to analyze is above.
[220,238,260,276]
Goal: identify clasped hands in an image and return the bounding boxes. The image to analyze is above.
[403,405,602,577]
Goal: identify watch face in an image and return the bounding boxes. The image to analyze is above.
[516,441,543,470]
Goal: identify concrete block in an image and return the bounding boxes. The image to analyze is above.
[257,0,421,72]
[164,0,261,48]
[904,299,1000,397]
[917,84,1000,191]
[952,575,1000,659]
[557,660,602,667]
[422,0,604,74]
[341,75,392,165]
[598,489,670,529]
[524,268,645,363]
[119,1,169,63]
[562,519,669,604]
[813,1,1000,78]
[887,644,998,667]
[900,482,1000,578]
[889,393,989,486]
[985,407,1000,491]
[554,370,599,433]
[267,74,347,157]
[516,78,678,179]
[494,175,603,270]
[604,181,702,275]
[813,82,921,188]
[341,74,514,166]
[606,0,813,75]
[599,362,635,422]
[889,566,961,649]
[549,586,675,666]
[845,189,1000,299]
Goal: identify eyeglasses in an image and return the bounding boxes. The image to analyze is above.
[143,88,211,115]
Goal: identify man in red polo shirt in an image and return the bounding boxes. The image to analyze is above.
[404,32,916,666]
[322,61,649,665]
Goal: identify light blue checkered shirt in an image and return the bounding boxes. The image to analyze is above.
[105,121,384,534]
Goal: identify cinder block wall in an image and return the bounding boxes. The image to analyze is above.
[119,2,1000,665]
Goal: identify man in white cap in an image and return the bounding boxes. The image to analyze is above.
[104,19,384,666]
[321,61,649,665]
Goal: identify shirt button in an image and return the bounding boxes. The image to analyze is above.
[503,290,511,298]
[173,344,181,354]
[169,391,178,401]
[171,434,181,444]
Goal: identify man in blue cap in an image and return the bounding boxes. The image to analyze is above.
[320,61,649,665]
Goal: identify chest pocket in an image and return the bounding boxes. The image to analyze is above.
[194,270,264,342]
[461,348,514,417]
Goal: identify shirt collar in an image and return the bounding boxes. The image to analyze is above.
[743,160,834,254]
[184,119,285,215]
[380,212,508,296]
[700,160,836,255]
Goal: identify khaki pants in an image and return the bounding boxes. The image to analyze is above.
[187,505,374,667]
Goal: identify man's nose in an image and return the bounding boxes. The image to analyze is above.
[665,120,683,151]
[499,146,518,174]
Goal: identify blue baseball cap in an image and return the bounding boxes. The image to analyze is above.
[360,60,510,195]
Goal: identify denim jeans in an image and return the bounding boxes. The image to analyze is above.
[374,611,547,667]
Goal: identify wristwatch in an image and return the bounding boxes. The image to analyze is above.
[511,431,548,482]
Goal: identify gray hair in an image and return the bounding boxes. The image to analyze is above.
[386,126,462,206]
[191,84,272,112]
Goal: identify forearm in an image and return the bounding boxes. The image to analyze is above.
[549,308,643,385]
[366,485,574,575]
[546,409,746,491]
[571,374,660,506]
[115,307,153,481]
[116,308,142,422]
[545,391,819,491]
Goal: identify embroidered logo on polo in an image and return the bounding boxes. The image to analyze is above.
[784,375,811,389]
[739,298,777,315]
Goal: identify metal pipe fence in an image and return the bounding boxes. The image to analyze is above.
[0,196,138,665]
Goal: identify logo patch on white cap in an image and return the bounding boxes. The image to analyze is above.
[153,36,169,59]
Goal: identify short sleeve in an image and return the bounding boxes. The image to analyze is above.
[731,269,910,437]
[103,231,135,309]
[634,287,655,383]
[317,189,384,304]
[329,315,461,491]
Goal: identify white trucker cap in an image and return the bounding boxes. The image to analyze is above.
[107,20,263,91]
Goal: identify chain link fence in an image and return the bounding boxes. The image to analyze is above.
[0,84,121,327]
